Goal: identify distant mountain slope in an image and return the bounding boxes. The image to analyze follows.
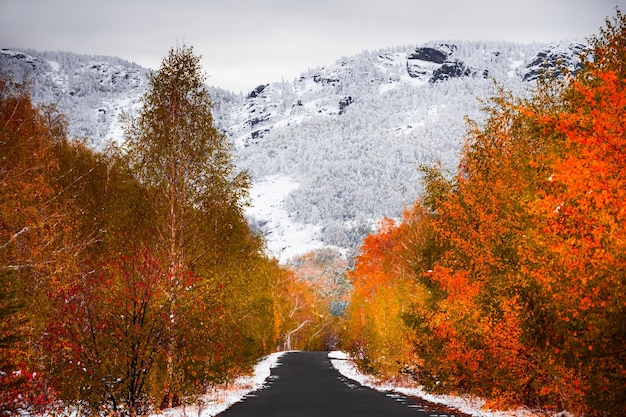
[1,48,150,148]
[1,40,586,260]
[226,40,586,258]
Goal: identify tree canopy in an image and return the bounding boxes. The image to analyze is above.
[343,10,626,417]
[0,45,298,417]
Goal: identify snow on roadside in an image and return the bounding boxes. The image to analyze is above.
[157,351,286,417]
[328,351,540,417]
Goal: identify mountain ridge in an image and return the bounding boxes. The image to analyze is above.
[1,40,586,261]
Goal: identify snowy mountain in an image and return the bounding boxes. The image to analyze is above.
[1,41,586,261]
[1,48,149,148]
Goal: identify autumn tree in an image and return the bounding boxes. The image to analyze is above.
[0,77,68,414]
[516,10,626,414]
[403,89,549,403]
[0,44,282,416]
[43,249,172,416]
[124,44,274,408]
[343,216,427,376]
[36,139,172,416]
[0,77,117,415]
[125,43,249,279]
[287,248,350,350]
[345,10,625,416]
[37,94,275,415]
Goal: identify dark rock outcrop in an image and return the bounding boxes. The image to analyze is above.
[248,84,269,99]
[247,115,270,129]
[251,128,270,140]
[522,43,588,82]
[430,59,475,83]
[406,44,458,78]
[1,48,37,69]
[313,74,340,85]
[407,47,449,64]
[338,96,353,115]
[406,63,432,79]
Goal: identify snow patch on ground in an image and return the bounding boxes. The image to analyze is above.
[328,351,541,417]
[45,59,68,93]
[246,175,332,263]
[157,351,286,417]
[102,94,143,149]
[508,59,524,78]
[47,60,60,72]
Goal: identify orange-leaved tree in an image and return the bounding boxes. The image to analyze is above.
[345,10,626,416]
[517,10,626,415]
[0,77,69,414]
[408,89,547,402]
[344,215,427,376]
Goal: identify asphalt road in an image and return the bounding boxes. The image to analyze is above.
[217,351,465,417]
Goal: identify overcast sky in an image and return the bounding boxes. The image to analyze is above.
[0,0,622,93]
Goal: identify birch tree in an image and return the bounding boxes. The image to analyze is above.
[124,44,253,407]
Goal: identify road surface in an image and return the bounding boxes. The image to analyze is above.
[218,351,466,416]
